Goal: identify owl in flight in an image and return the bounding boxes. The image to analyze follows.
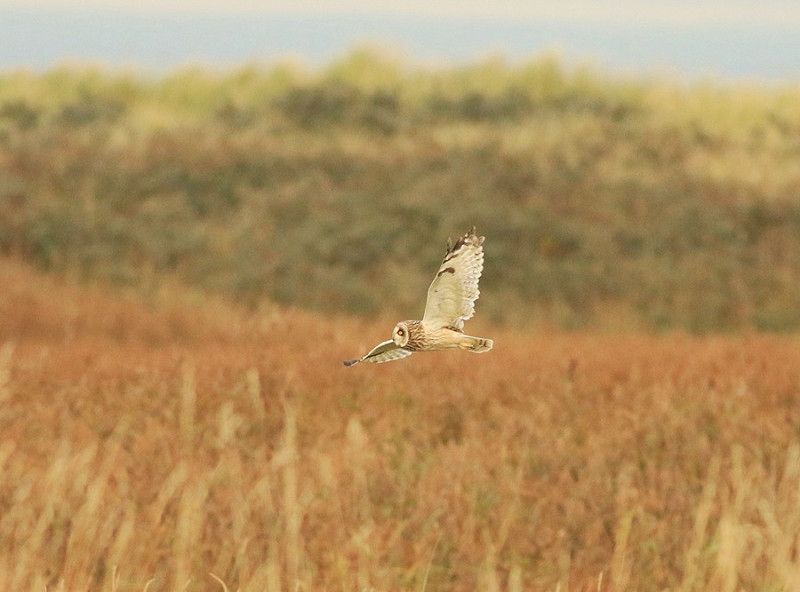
[343,227,493,366]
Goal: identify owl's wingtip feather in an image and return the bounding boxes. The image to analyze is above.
[445,226,484,256]
[342,358,360,367]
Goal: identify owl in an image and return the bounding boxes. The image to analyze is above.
[343,227,493,366]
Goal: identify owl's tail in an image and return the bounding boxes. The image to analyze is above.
[465,336,493,353]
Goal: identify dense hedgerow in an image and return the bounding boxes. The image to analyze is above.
[1,51,800,330]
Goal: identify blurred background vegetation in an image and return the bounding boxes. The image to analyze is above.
[2,50,800,332]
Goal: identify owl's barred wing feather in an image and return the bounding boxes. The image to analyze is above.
[422,227,485,331]
[342,340,413,366]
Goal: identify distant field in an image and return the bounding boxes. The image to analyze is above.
[2,53,800,331]
[1,259,799,591]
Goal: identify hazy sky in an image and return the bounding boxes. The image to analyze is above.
[5,0,800,79]
[5,0,800,26]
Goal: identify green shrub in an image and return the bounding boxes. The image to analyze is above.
[2,52,800,331]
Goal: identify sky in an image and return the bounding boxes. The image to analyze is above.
[4,0,800,24]
[4,0,800,80]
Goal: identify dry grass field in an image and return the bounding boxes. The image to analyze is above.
[1,258,799,591]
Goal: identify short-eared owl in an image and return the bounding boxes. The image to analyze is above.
[343,227,493,366]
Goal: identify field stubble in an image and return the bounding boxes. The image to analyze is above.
[1,259,799,591]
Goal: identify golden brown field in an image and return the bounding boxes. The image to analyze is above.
[1,257,799,591]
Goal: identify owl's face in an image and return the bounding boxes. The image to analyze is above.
[392,322,410,347]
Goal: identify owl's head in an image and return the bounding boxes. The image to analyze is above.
[392,322,410,347]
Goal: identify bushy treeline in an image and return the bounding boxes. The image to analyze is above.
[2,51,800,331]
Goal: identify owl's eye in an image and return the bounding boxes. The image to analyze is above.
[397,329,405,336]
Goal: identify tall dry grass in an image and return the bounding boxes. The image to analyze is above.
[1,259,799,590]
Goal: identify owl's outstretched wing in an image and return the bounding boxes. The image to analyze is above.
[422,227,485,331]
[343,340,413,366]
